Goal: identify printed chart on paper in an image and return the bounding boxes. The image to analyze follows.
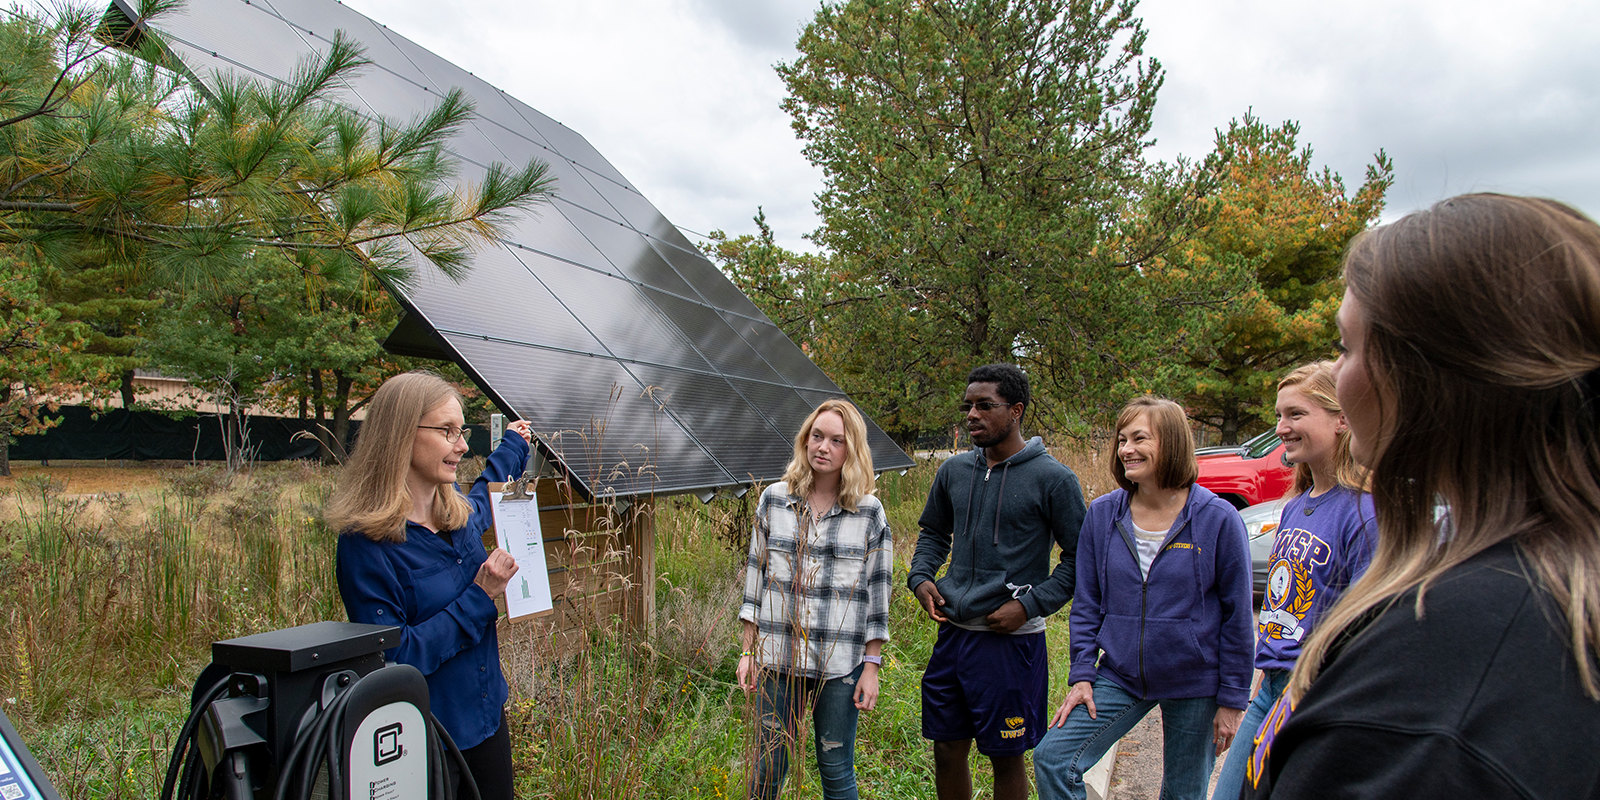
[490,493,553,618]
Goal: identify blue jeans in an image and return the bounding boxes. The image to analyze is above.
[749,664,862,800]
[1211,669,1289,800]
[1033,677,1219,800]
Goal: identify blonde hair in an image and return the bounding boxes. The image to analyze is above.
[1277,362,1369,496]
[324,371,473,542]
[1290,194,1600,702]
[1110,397,1198,492]
[780,399,876,511]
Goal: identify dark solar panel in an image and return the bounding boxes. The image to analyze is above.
[561,206,700,297]
[727,379,818,439]
[627,366,795,486]
[722,313,840,390]
[135,0,915,498]
[505,250,714,373]
[529,154,628,221]
[651,240,766,318]
[796,390,914,474]
[639,288,787,385]
[440,335,736,496]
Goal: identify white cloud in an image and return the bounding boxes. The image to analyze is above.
[245,0,1600,248]
[1139,0,1600,221]
[337,0,825,252]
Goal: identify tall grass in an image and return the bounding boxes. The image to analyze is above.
[0,440,1106,799]
[500,494,747,800]
[0,463,344,798]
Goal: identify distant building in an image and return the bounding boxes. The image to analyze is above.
[49,370,367,420]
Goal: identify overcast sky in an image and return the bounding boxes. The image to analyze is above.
[336,0,1600,254]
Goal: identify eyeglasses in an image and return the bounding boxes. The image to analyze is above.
[418,425,471,443]
[958,401,1015,414]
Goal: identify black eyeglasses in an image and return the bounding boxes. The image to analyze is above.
[418,425,471,443]
[958,401,1015,414]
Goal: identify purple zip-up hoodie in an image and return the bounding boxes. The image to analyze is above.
[1068,484,1254,709]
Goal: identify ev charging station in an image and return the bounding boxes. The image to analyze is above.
[0,621,474,800]
[163,621,472,800]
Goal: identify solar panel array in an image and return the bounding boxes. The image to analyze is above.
[128,0,914,498]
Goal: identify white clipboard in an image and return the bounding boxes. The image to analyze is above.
[490,482,553,619]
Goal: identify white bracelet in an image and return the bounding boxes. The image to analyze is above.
[861,655,882,665]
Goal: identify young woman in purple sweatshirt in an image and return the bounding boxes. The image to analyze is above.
[1210,362,1375,800]
[1247,196,1600,799]
[1033,397,1254,800]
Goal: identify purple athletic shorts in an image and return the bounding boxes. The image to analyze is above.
[920,623,1048,756]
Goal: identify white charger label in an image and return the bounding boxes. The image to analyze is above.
[347,702,428,800]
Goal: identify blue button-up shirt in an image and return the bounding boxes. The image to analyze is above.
[336,433,529,748]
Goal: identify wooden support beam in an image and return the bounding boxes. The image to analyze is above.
[621,508,656,637]
[483,481,655,658]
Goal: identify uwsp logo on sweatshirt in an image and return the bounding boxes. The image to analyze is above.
[1257,526,1328,641]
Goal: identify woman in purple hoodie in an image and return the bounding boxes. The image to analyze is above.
[1032,397,1254,800]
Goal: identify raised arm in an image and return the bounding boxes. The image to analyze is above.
[463,423,532,521]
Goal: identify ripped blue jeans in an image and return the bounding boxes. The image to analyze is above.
[750,663,862,800]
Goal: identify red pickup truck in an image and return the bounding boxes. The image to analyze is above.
[1196,430,1294,509]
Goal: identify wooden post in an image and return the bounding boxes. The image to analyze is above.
[621,505,655,638]
[484,480,656,660]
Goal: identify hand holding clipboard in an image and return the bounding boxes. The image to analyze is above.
[489,419,552,618]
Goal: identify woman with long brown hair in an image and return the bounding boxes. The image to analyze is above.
[326,371,534,800]
[1248,194,1600,797]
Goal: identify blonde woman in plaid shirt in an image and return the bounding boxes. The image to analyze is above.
[737,398,892,800]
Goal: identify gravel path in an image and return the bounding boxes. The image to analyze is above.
[1106,707,1232,800]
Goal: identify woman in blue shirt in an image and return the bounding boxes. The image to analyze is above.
[325,371,532,800]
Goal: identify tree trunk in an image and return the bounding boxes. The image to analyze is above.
[1220,412,1241,446]
[310,369,333,464]
[224,399,246,473]
[0,387,11,477]
[329,369,355,465]
[120,369,136,409]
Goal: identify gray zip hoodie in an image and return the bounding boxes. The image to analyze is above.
[908,437,1088,631]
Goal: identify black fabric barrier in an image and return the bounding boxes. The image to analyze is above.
[10,406,491,462]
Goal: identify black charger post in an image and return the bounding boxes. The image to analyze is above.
[208,620,398,784]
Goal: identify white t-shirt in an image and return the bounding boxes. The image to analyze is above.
[1132,523,1168,580]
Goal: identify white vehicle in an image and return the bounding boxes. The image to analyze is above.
[1238,497,1288,600]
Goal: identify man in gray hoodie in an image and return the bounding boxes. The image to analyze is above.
[910,363,1088,800]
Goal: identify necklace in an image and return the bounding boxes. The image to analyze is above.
[1303,486,1338,516]
[808,493,836,522]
